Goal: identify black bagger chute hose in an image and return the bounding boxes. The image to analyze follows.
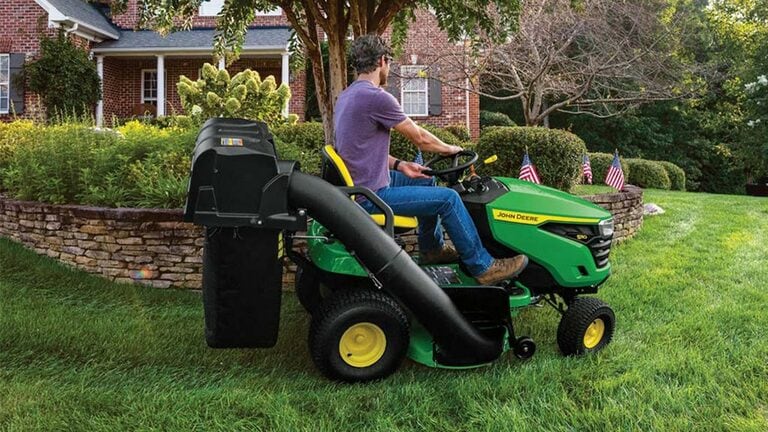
[288,172,503,366]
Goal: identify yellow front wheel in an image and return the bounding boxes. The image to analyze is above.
[309,289,409,382]
[557,297,615,356]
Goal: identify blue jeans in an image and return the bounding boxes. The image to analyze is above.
[360,171,494,276]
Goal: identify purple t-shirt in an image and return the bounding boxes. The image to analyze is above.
[333,80,407,192]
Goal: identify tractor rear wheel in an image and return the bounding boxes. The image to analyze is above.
[557,297,615,356]
[309,288,409,382]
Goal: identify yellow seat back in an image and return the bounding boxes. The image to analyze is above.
[322,145,355,187]
[320,145,417,230]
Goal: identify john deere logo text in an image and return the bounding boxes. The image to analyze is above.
[492,209,541,225]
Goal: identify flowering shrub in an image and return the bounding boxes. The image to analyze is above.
[177,63,298,129]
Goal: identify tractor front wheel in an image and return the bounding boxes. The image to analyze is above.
[557,297,615,356]
[309,288,409,382]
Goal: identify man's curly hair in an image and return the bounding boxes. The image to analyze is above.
[350,34,392,74]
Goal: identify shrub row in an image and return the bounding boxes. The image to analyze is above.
[0,120,687,210]
[588,152,685,191]
[477,127,587,191]
[480,110,516,128]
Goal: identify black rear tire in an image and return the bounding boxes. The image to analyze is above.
[309,289,409,382]
[557,297,615,356]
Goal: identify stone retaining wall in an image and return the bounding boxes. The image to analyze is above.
[581,185,644,243]
[0,186,643,290]
[0,196,203,289]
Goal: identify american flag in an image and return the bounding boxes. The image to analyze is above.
[414,149,424,165]
[605,151,625,191]
[582,154,593,184]
[519,151,541,184]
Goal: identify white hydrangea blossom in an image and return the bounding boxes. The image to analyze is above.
[758,75,768,86]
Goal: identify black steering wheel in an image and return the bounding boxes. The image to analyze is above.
[422,150,479,184]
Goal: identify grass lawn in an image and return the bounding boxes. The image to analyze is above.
[1,189,767,431]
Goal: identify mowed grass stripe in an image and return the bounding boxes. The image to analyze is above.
[0,189,766,431]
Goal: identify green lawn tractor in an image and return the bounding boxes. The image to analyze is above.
[184,118,616,383]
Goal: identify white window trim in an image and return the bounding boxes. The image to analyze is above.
[199,1,281,17]
[141,69,158,104]
[0,54,9,114]
[141,69,167,105]
[400,65,429,117]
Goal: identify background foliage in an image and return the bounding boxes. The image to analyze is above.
[481,0,768,194]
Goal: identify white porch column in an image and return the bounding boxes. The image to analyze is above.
[96,55,104,127]
[156,54,166,117]
[218,57,226,70]
[281,51,290,117]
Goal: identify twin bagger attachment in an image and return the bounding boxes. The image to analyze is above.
[183,118,306,348]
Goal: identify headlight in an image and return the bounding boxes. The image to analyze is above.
[598,218,614,237]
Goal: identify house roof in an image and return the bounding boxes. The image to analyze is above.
[35,0,120,40]
[91,27,291,54]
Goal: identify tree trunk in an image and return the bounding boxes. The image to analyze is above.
[307,45,335,145]
[326,31,349,139]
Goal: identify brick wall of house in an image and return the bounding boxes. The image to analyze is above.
[383,9,479,139]
[0,0,52,121]
[101,56,300,122]
[0,0,96,122]
[109,0,290,28]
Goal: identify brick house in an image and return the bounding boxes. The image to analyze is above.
[1,0,480,138]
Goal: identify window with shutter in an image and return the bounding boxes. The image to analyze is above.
[400,65,429,117]
[0,54,8,114]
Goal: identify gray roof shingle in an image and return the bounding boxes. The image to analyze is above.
[45,0,119,39]
[92,27,291,53]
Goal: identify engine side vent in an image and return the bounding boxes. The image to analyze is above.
[541,223,612,269]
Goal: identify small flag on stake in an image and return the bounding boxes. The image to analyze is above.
[605,150,625,191]
[519,150,541,184]
[583,154,593,184]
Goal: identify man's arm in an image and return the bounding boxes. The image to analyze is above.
[393,118,462,156]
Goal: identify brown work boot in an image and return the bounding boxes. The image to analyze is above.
[475,255,529,286]
[420,245,460,265]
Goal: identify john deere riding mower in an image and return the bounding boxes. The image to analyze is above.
[185,118,616,383]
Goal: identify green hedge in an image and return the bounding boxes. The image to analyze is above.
[656,161,686,191]
[389,123,470,162]
[271,122,325,174]
[443,124,471,141]
[588,153,632,186]
[480,110,515,129]
[626,158,671,190]
[272,122,326,150]
[477,127,587,191]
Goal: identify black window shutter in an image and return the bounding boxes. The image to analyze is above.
[428,67,442,116]
[385,62,400,102]
[9,53,25,114]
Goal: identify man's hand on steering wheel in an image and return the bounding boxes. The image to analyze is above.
[399,161,431,179]
[438,144,463,156]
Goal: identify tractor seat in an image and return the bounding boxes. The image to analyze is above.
[321,145,418,230]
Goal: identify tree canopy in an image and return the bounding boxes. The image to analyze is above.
[110,0,523,142]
